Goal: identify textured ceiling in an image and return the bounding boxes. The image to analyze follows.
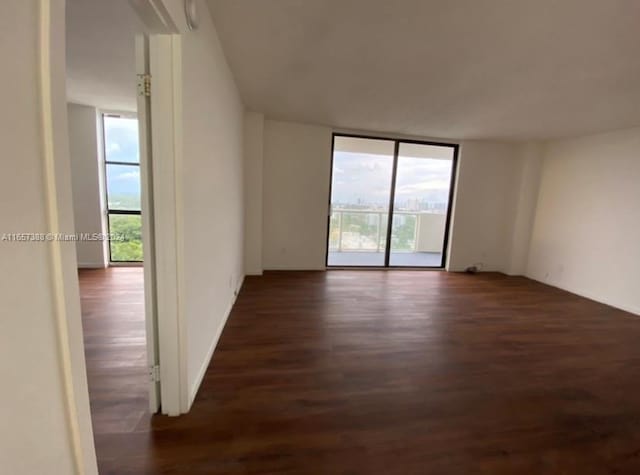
[208,0,640,140]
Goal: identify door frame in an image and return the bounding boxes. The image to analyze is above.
[44,0,188,472]
[146,32,189,416]
[135,35,160,412]
[325,132,459,269]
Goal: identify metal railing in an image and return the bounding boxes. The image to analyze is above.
[328,209,418,252]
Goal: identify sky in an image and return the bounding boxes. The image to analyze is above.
[331,151,453,206]
[103,119,454,209]
[104,116,140,197]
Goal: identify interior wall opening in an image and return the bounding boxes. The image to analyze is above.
[65,0,165,467]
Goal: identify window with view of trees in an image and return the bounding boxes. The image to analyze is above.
[103,114,143,262]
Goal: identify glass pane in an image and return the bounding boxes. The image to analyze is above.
[106,164,141,211]
[109,214,143,262]
[389,143,454,267]
[104,116,140,163]
[327,136,394,266]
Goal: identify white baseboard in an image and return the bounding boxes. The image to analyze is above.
[525,274,640,316]
[77,262,106,269]
[188,275,245,408]
[448,266,504,273]
[262,266,327,271]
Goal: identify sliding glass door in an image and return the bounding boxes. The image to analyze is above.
[326,134,457,268]
[389,143,455,266]
[327,136,395,266]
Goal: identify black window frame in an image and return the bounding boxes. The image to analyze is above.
[102,112,143,264]
[325,133,459,269]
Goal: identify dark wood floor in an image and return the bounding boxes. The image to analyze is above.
[79,268,152,462]
[80,268,640,474]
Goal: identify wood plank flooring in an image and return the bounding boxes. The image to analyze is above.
[79,268,152,470]
[80,268,640,474]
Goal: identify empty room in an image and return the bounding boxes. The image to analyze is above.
[2,1,640,474]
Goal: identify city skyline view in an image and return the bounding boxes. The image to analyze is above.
[331,151,453,211]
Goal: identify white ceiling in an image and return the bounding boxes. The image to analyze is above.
[66,0,143,112]
[208,0,640,141]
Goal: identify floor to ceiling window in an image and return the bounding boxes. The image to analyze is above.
[326,134,457,268]
[103,113,143,263]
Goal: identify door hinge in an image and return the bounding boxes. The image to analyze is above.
[149,364,161,382]
[137,74,151,97]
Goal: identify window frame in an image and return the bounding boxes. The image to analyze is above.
[325,133,459,269]
[101,111,143,264]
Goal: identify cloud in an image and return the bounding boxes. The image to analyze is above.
[105,117,140,162]
[115,170,140,181]
[331,150,453,204]
[395,180,450,194]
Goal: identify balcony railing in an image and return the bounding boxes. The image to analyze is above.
[329,209,446,253]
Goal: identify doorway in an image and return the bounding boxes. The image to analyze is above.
[65,0,163,461]
[326,134,458,268]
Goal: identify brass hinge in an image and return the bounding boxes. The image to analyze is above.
[137,74,151,97]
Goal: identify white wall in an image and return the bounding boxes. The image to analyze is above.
[243,111,264,275]
[67,103,107,268]
[258,123,527,273]
[178,3,245,404]
[262,120,332,270]
[415,213,446,252]
[0,1,97,473]
[447,141,522,272]
[527,127,640,314]
[505,142,542,275]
